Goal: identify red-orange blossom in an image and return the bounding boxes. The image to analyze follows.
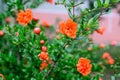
[76,58,92,76]
[59,19,78,38]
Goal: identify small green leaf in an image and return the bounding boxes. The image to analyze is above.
[105,0,110,4]
[97,0,102,7]
[100,0,103,4]
[94,1,98,8]
[104,0,110,7]
[88,18,94,25]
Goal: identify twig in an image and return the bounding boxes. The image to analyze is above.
[75,4,114,20]
[55,1,85,7]
[43,42,68,79]
[98,8,103,21]
[73,0,85,7]
[73,0,75,20]
[23,0,29,5]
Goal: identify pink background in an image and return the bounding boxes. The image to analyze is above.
[32,5,120,44]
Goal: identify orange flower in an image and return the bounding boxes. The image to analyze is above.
[0,74,5,80]
[59,19,78,38]
[42,21,50,28]
[5,17,11,23]
[38,51,49,61]
[47,0,53,4]
[107,58,115,65]
[102,52,115,65]
[17,9,32,26]
[0,30,4,36]
[87,47,92,51]
[96,27,106,35]
[107,56,115,65]
[40,61,48,71]
[102,52,110,59]
[76,58,92,76]
[99,43,105,49]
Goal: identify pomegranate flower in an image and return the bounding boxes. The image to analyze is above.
[76,58,92,76]
[59,19,78,38]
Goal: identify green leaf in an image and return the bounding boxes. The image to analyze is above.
[94,1,98,8]
[97,0,102,7]
[104,0,110,7]
[105,0,110,4]
[88,17,94,25]
[100,0,103,4]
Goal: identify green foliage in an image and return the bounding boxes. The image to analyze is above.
[0,0,120,80]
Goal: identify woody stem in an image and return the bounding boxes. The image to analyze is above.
[43,42,68,80]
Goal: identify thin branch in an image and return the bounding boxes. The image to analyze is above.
[73,0,75,20]
[43,42,68,79]
[55,1,85,7]
[76,8,104,20]
[98,8,103,21]
[23,0,30,5]
[73,0,85,7]
[75,4,114,20]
